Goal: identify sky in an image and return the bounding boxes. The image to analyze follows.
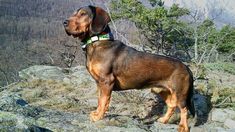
[164,0,235,14]
[164,0,235,26]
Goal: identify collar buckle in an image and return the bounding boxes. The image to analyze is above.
[91,36,99,41]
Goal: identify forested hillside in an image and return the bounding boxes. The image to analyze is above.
[0,0,92,86]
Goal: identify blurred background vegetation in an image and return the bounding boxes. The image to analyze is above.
[0,0,234,98]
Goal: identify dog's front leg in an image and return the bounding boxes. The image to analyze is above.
[90,77,114,122]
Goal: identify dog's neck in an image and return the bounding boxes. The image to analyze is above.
[81,32,114,49]
[81,26,114,49]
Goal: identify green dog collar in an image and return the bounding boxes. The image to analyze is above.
[82,33,114,49]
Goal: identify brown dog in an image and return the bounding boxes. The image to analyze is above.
[63,5,195,132]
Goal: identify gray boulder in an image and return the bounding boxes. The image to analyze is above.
[1,65,235,132]
[224,119,235,129]
[19,65,65,81]
[212,109,235,123]
[19,65,96,88]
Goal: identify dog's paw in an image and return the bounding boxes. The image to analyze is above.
[157,117,168,124]
[90,111,103,122]
[90,111,98,116]
[177,124,189,132]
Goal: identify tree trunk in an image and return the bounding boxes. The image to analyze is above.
[194,27,198,61]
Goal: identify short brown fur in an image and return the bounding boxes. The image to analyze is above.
[64,6,194,132]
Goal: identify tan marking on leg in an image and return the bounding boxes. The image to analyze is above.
[158,91,177,124]
[158,106,176,123]
[178,107,189,132]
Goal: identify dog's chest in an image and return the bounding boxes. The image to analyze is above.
[86,60,101,81]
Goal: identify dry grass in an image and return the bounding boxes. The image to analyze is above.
[10,79,92,112]
[211,88,235,108]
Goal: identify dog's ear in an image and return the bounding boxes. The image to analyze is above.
[89,6,111,35]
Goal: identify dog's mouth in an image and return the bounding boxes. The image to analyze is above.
[65,30,85,38]
[72,32,85,38]
[74,32,85,37]
[65,30,72,36]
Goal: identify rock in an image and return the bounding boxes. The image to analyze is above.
[19,65,65,81]
[194,93,210,117]
[0,92,42,117]
[224,119,235,129]
[101,126,146,132]
[212,109,228,122]
[190,122,232,132]
[212,109,235,123]
[0,89,147,131]
[190,127,205,132]
[94,115,146,132]
[0,112,18,127]
[0,91,43,117]
[1,65,235,131]
[150,122,178,132]
[0,111,51,132]
[19,65,96,88]
[207,71,235,89]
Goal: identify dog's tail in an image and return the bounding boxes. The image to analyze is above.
[186,67,195,117]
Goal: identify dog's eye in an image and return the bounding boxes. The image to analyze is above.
[80,12,86,16]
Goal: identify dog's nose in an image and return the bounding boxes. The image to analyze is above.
[63,20,69,27]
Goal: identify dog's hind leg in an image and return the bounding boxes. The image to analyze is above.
[177,102,189,132]
[176,88,190,132]
[157,90,177,124]
[175,76,190,132]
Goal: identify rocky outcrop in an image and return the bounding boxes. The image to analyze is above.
[0,65,235,131]
[19,65,96,88]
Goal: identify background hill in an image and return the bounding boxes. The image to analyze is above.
[0,0,89,86]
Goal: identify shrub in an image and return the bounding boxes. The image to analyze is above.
[204,62,235,75]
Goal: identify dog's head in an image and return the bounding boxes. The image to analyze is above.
[63,6,111,40]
